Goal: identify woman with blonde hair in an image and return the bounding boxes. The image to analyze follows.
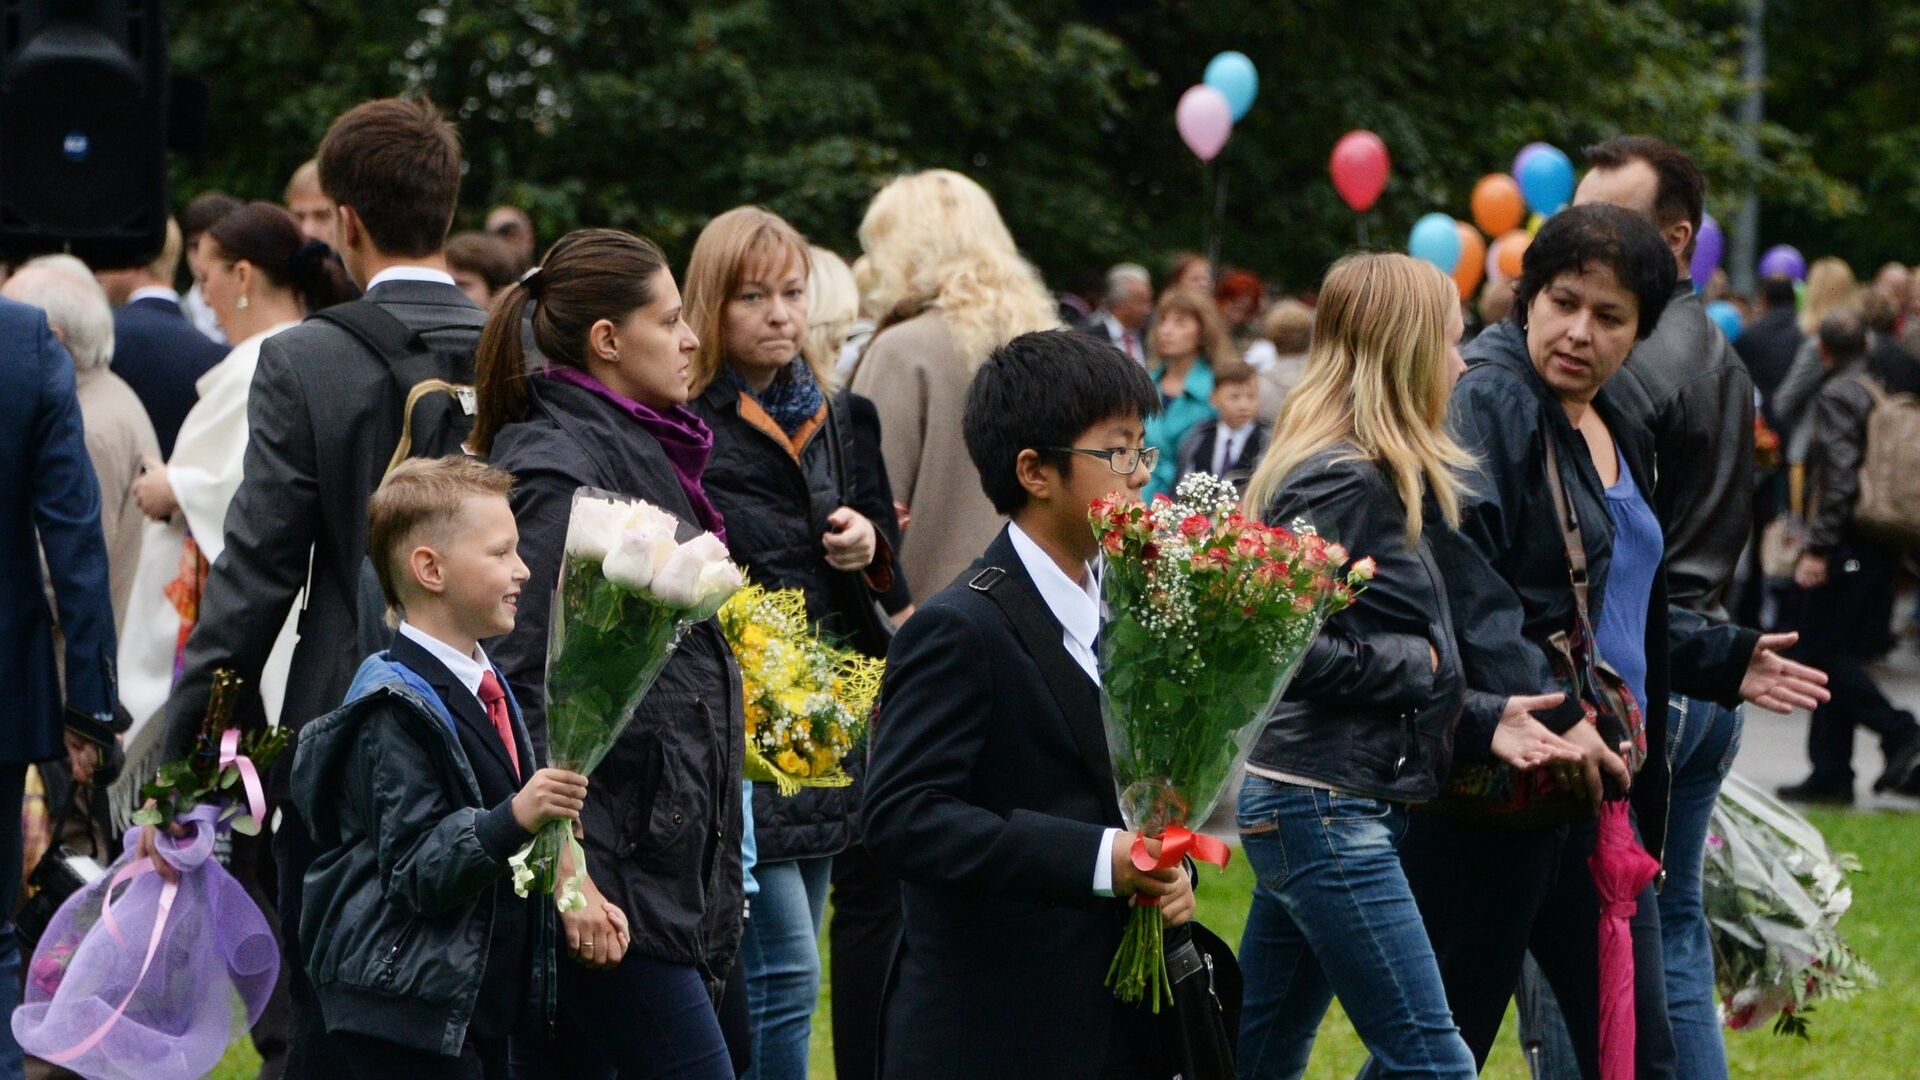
[1142,287,1237,498]
[1234,253,1581,1078]
[849,169,1057,603]
[804,245,873,381]
[1772,257,1860,460]
[684,206,907,1080]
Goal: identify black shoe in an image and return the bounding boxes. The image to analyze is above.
[1873,729,1920,794]
[1776,779,1856,806]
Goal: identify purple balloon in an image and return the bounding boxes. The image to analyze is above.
[1757,244,1807,283]
[1689,213,1725,288]
[1512,142,1551,180]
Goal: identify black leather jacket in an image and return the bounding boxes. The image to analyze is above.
[1248,449,1466,803]
[1613,283,1756,618]
[1445,323,1759,861]
[1804,359,1876,552]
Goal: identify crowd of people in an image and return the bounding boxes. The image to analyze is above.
[4,88,1913,1080]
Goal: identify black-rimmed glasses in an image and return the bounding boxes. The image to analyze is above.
[1040,446,1160,476]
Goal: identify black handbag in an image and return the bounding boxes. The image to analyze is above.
[1160,921,1242,1080]
[823,392,898,657]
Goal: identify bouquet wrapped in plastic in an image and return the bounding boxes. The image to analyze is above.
[12,810,277,1080]
[509,489,744,908]
[1705,772,1877,1036]
[1093,474,1365,1009]
[718,583,884,795]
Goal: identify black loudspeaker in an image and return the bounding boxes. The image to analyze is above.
[0,0,169,268]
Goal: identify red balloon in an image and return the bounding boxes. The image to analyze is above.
[1330,130,1390,212]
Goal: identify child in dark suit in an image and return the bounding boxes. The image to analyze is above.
[1174,356,1270,494]
[291,457,594,1080]
[861,330,1193,1079]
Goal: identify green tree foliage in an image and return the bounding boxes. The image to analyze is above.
[169,0,1863,292]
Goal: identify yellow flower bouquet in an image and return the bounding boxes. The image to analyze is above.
[719,583,884,795]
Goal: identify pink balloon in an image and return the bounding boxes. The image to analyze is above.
[1176,85,1233,162]
[1330,130,1390,212]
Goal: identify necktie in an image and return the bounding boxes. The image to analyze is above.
[1122,331,1138,362]
[1216,429,1236,476]
[477,671,522,782]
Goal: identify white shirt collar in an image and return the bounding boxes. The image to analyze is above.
[1219,418,1254,440]
[398,621,492,700]
[1007,522,1101,658]
[366,265,457,291]
[128,285,181,306]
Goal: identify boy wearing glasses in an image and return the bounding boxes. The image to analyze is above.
[861,330,1192,1078]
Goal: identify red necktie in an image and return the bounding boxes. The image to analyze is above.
[477,671,522,781]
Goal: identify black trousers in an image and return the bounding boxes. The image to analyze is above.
[228,824,290,1079]
[275,800,353,1079]
[828,841,902,1080]
[1391,811,1676,1080]
[1787,539,1919,783]
[513,954,732,1080]
[337,1031,508,1080]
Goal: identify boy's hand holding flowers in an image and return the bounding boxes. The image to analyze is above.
[1110,832,1194,927]
[511,768,589,834]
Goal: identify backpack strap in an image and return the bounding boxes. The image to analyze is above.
[309,301,479,478]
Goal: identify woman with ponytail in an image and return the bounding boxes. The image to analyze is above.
[477,229,742,1080]
[120,202,357,746]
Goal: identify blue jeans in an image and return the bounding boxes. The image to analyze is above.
[1234,775,1474,1080]
[1657,695,1741,1080]
[741,855,831,1080]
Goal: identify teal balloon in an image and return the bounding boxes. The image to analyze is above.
[1409,213,1462,273]
[1203,51,1259,121]
[1706,300,1744,341]
[1516,145,1575,214]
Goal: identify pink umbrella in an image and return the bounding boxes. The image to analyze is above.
[1588,800,1662,1080]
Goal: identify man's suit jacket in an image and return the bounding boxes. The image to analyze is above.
[862,527,1154,1078]
[162,280,487,771]
[1732,307,1802,408]
[1,298,116,763]
[110,295,228,458]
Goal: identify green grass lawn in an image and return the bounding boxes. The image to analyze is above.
[209,808,1909,1078]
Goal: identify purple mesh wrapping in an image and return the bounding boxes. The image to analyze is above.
[12,805,278,1080]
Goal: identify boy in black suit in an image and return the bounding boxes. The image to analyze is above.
[862,330,1193,1079]
[292,457,594,1080]
[1173,356,1269,494]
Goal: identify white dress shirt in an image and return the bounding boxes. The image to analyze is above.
[1097,311,1145,365]
[398,621,491,712]
[366,265,458,291]
[128,285,182,306]
[1213,420,1255,477]
[1006,523,1123,895]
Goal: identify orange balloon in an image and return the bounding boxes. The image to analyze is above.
[1491,230,1531,281]
[1471,174,1526,236]
[1453,223,1486,300]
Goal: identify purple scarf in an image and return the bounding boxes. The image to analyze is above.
[539,365,727,542]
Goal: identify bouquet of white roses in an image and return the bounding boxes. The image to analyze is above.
[1705,772,1877,1037]
[510,489,744,909]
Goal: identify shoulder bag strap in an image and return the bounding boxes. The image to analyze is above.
[1540,432,1594,626]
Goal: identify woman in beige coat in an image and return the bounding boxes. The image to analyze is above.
[849,170,1058,604]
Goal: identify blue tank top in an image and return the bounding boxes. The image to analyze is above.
[1595,446,1662,711]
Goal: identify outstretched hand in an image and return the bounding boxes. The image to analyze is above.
[1739,632,1830,714]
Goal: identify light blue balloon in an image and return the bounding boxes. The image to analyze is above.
[1706,300,1744,342]
[1409,213,1462,273]
[1203,51,1259,121]
[1516,145,1575,215]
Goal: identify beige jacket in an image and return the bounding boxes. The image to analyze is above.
[851,311,1006,604]
[74,364,159,631]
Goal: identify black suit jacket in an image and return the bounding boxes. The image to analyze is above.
[110,295,227,457]
[161,279,487,772]
[1733,307,1803,409]
[1174,419,1270,491]
[862,527,1157,1078]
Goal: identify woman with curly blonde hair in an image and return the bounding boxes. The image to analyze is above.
[849,169,1057,602]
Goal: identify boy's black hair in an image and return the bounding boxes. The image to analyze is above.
[963,329,1160,516]
[1514,203,1676,340]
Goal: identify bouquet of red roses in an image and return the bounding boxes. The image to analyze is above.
[1092,474,1368,1010]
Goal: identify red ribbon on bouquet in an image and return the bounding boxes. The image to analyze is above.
[1127,825,1229,906]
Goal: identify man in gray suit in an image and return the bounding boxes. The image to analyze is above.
[150,96,486,1077]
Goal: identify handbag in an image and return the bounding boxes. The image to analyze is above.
[1159,921,1242,1080]
[1432,433,1647,826]
[823,392,898,657]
